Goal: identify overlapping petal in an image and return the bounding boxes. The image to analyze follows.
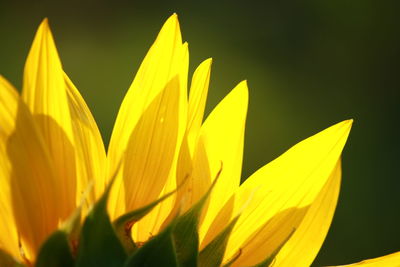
[22,19,77,221]
[64,74,106,203]
[0,19,107,263]
[0,76,58,261]
[200,120,352,265]
[273,159,342,267]
[107,14,189,243]
[196,81,248,239]
[0,14,364,266]
[0,77,23,260]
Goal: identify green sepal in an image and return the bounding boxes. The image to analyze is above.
[171,204,200,267]
[123,222,178,267]
[113,189,176,254]
[249,229,295,267]
[172,165,223,267]
[75,176,127,267]
[0,249,25,267]
[198,215,240,267]
[35,231,74,267]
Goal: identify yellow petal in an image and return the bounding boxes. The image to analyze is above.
[0,77,20,260]
[64,74,106,204]
[0,76,59,262]
[187,58,212,151]
[196,81,248,240]
[174,59,212,213]
[202,120,352,266]
[332,251,400,266]
[107,14,188,221]
[131,42,190,242]
[273,159,342,267]
[22,19,77,220]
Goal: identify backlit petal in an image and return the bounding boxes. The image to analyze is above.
[0,76,59,262]
[187,58,212,151]
[174,59,212,213]
[202,120,352,266]
[197,81,248,240]
[0,77,20,260]
[131,42,190,242]
[107,14,188,222]
[22,19,77,220]
[273,159,342,266]
[64,74,106,204]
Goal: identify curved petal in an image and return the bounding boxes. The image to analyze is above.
[131,41,190,242]
[64,74,106,204]
[273,159,342,266]
[22,19,77,220]
[174,59,213,213]
[108,14,188,223]
[0,77,20,260]
[201,120,352,266]
[187,58,212,151]
[0,76,59,262]
[332,251,400,267]
[196,81,248,240]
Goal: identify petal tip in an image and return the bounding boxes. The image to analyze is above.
[39,18,50,31]
[342,119,354,132]
[167,13,179,25]
[201,58,213,68]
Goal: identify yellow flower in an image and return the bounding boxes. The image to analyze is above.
[2,13,391,267]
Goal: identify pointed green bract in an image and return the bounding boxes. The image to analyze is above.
[172,165,223,267]
[35,231,74,267]
[198,215,240,267]
[113,189,176,253]
[172,202,201,267]
[75,180,127,267]
[123,223,178,267]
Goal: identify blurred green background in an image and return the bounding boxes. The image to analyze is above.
[1,0,399,265]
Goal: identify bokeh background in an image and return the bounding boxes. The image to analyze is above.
[1,0,399,265]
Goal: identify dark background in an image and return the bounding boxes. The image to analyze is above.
[1,0,399,265]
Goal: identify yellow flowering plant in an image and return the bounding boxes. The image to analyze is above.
[0,13,399,267]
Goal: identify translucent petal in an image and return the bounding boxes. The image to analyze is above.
[22,19,77,220]
[0,76,59,261]
[64,74,106,204]
[187,58,212,151]
[174,59,212,213]
[0,77,20,260]
[201,120,352,265]
[273,159,342,266]
[196,81,248,241]
[107,14,188,221]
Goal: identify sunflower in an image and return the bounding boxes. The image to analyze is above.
[1,13,397,267]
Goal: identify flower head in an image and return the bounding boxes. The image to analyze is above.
[1,14,386,267]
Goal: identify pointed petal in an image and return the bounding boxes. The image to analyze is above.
[108,13,184,169]
[196,81,248,240]
[187,58,212,151]
[201,120,352,266]
[273,159,342,267]
[331,251,400,266]
[0,76,59,261]
[0,77,20,260]
[64,74,106,203]
[131,43,188,241]
[173,59,212,214]
[108,14,188,221]
[22,19,77,220]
